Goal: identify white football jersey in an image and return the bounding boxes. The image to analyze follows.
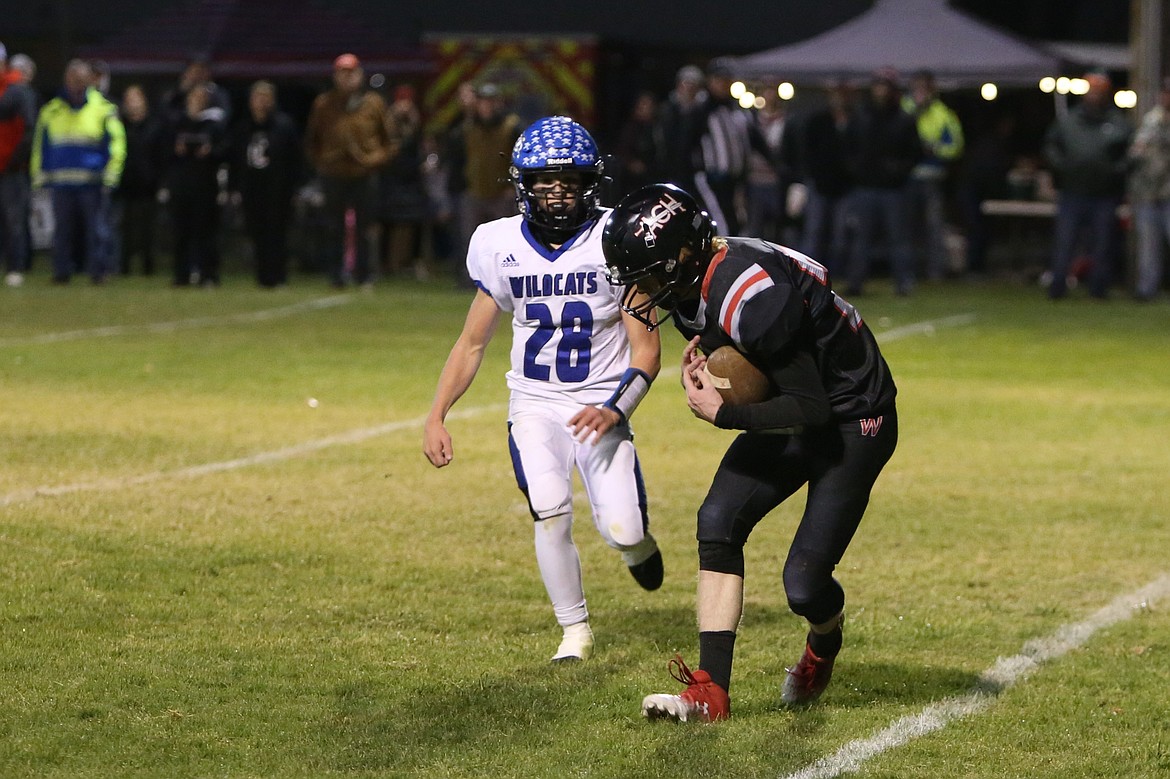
[468,211,631,405]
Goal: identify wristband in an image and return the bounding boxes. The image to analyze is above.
[603,368,653,422]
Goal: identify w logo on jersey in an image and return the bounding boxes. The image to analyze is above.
[859,416,884,437]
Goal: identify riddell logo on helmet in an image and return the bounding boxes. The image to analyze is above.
[547,157,574,165]
[635,192,686,248]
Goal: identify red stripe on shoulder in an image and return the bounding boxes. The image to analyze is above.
[720,267,770,335]
[700,247,729,303]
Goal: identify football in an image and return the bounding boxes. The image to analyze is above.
[701,345,772,406]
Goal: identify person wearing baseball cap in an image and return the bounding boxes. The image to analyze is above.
[452,79,522,273]
[305,53,394,287]
[333,53,360,71]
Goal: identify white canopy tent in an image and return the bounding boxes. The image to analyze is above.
[713,0,1066,88]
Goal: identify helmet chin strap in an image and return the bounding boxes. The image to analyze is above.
[528,220,580,249]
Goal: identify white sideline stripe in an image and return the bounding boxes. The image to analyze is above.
[0,295,353,346]
[0,404,506,508]
[782,574,1170,779]
[0,313,968,507]
[875,313,977,342]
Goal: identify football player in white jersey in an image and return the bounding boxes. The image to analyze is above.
[424,116,663,663]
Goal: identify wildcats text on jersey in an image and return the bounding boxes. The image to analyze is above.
[509,272,600,299]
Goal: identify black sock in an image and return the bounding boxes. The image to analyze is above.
[807,623,843,659]
[698,630,736,692]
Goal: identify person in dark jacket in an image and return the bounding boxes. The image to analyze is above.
[800,81,857,275]
[844,68,922,296]
[229,81,301,288]
[163,59,231,132]
[116,84,166,276]
[655,65,708,197]
[1043,72,1133,300]
[378,84,428,278]
[615,91,662,195]
[166,83,227,287]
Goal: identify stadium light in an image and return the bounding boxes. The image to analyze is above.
[1069,78,1090,95]
[777,82,795,100]
[739,92,756,109]
[1115,90,1138,109]
[1056,76,1072,94]
[1039,76,1056,93]
[730,81,747,99]
[980,83,998,101]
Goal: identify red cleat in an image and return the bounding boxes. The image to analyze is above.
[781,643,836,705]
[641,654,730,722]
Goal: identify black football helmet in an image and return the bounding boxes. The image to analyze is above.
[602,183,716,329]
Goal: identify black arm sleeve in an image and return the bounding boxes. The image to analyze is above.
[713,349,831,431]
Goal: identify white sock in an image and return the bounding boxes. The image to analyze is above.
[552,621,594,662]
[533,513,588,627]
[620,532,659,568]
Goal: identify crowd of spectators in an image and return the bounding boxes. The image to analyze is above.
[613,63,964,296]
[1,44,1169,302]
[611,62,1170,301]
[0,48,520,291]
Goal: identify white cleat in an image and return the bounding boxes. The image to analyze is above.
[551,622,593,663]
[642,693,699,722]
[641,656,730,722]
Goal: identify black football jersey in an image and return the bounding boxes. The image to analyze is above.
[673,237,897,422]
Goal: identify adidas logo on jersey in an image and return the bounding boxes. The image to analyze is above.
[501,253,520,268]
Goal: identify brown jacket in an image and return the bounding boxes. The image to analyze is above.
[464,113,522,198]
[305,89,394,179]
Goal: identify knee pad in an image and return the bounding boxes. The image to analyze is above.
[783,552,844,624]
[698,540,745,577]
[607,523,646,550]
[522,476,572,522]
[596,505,647,549]
[696,498,741,546]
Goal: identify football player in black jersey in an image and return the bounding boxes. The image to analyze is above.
[602,183,898,722]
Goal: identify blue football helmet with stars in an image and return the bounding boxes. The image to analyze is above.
[509,116,604,235]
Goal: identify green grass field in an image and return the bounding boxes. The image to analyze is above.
[2,274,1169,778]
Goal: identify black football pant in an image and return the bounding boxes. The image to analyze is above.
[696,406,898,625]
